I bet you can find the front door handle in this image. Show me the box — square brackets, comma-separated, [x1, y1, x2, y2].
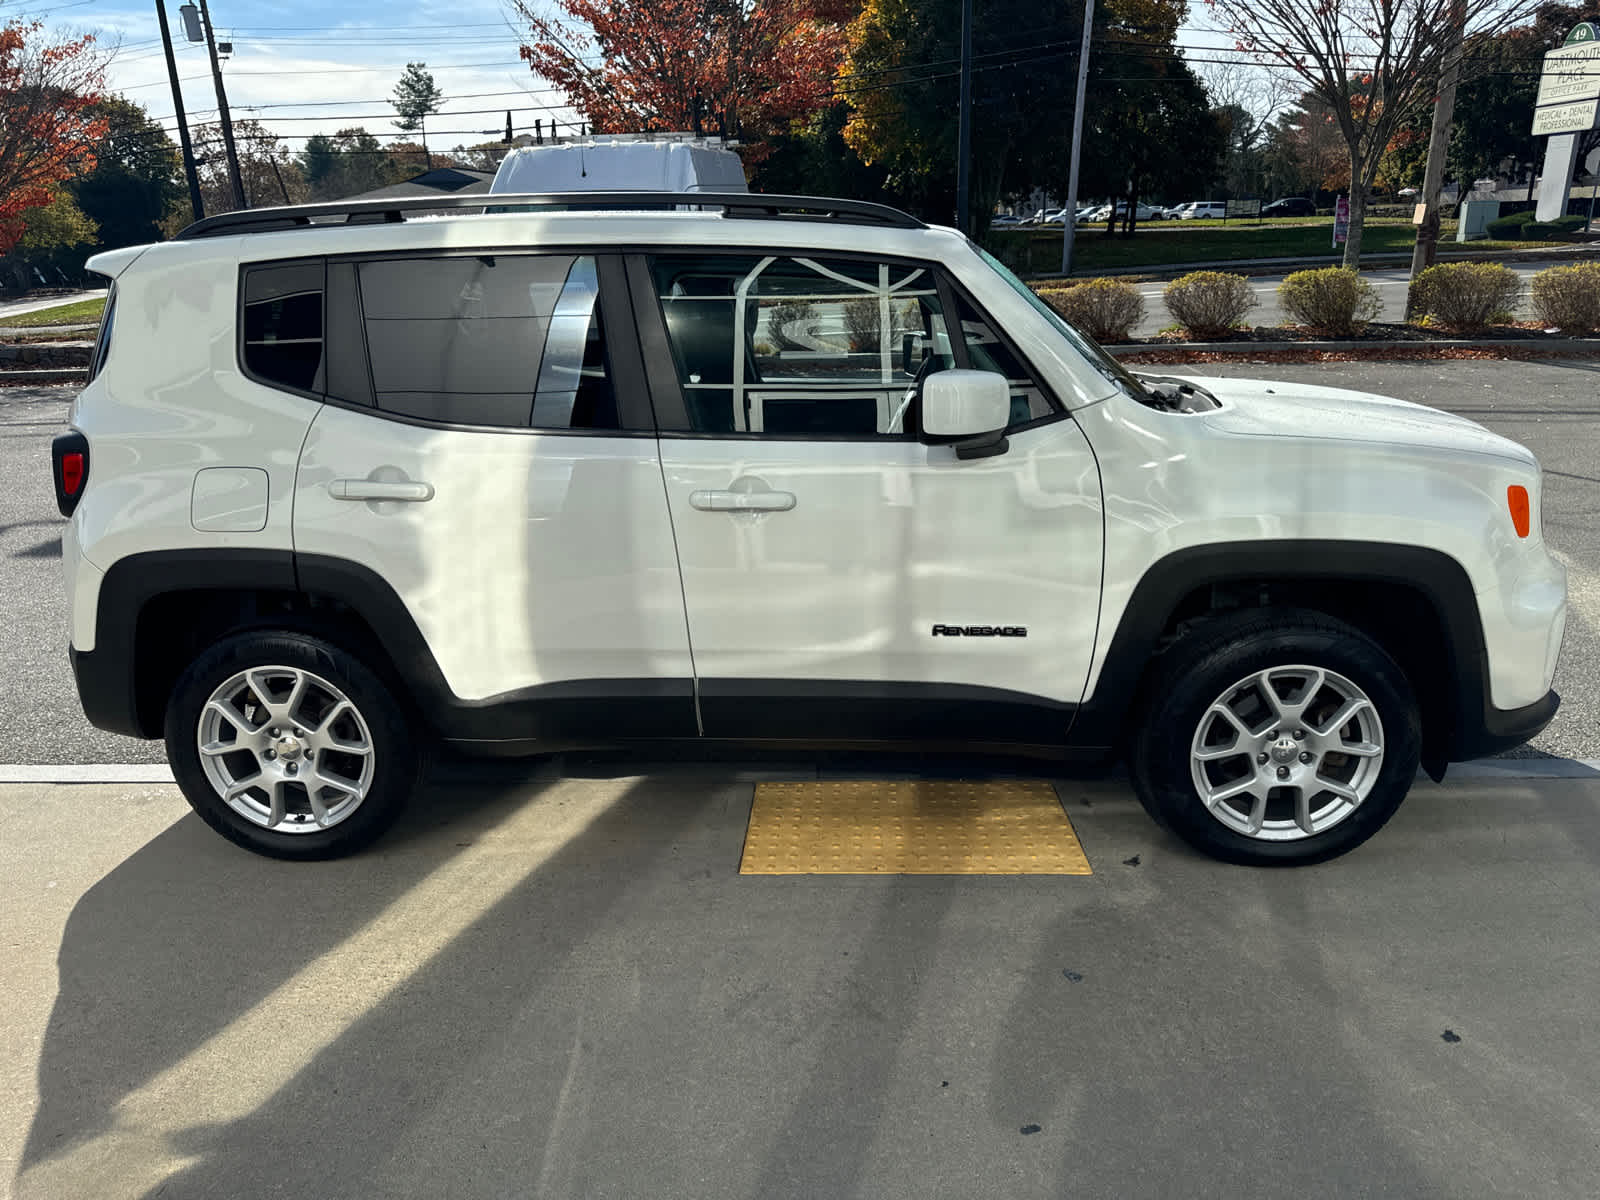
[329, 479, 435, 502]
[689, 488, 796, 513]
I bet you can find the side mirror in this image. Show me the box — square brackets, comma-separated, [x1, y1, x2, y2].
[920, 369, 1011, 459]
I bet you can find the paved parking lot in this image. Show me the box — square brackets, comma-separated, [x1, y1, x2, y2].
[6, 768, 1600, 1199]
[4, 357, 1599, 1198]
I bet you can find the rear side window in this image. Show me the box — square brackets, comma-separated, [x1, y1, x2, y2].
[355, 254, 618, 429]
[237, 253, 619, 431]
[242, 261, 324, 394]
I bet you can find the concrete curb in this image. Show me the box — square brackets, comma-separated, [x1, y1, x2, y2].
[1108, 337, 1600, 357]
[0, 368, 83, 385]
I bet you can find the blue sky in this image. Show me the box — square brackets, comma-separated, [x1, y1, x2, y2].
[22, 0, 582, 151]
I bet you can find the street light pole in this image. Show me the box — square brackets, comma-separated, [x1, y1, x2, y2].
[155, 0, 204, 221]
[1060, 0, 1095, 275]
[195, 0, 245, 209]
[955, 0, 973, 234]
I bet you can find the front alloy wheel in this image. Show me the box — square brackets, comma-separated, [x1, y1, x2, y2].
[1130, 609, 1420, 866]
[1189, 665, 1385, 842]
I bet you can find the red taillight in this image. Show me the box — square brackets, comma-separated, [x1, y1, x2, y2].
[61, 452, 85, 496]
[1507, 485, 1531, 539]
[52, 431, 89, 517]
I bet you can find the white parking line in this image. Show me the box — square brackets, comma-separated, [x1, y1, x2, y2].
[0, 764, 174, 783]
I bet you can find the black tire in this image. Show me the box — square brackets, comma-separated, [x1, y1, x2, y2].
[165, 630, 420, 860]
[1129, 608, 1421, 866]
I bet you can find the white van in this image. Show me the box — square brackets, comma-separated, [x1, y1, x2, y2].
[490, 136, 748, 195]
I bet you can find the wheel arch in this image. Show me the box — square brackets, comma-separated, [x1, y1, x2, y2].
[1072, 541, 1489, 774]
[76, 550, 438, 740]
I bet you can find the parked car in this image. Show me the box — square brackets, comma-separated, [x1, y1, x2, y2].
[1262, 196, 1317, 218]
[58, 190, 1566, 865]
[1177, 201, 1228, 220]
[1086, 203, 1162, 223]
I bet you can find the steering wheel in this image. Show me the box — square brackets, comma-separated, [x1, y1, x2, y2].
[889, 353, 940, 435]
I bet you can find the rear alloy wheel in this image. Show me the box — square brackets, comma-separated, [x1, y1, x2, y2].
[1130, 610, 1420, 865]
[167, 631, 419, 859]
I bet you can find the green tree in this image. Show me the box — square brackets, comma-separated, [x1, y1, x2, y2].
[391, 62, 445, 164]
[69, 97, 182, 249]
[1076, 28, 1224, 231]
[300, 127, 404, 200]
[0, 190, 97, 290]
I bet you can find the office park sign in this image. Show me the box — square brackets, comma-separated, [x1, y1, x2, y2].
[1533, 23, 1600, 220]
[1532, 22, 1600, 136]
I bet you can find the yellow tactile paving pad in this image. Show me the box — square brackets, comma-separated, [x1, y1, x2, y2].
[739, 780, 1092, 875]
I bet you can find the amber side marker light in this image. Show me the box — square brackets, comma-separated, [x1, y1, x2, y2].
[1507, 485, 1531, 538]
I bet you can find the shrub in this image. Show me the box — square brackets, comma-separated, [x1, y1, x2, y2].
[1408, 262, 1523, 333]
[1038, 277, 1145, 343]
[769, 298, 815, 350]
[1277, 268, 1381, 336]
[1162, 270, 1256, 339]
[1485, 209, 1535, 239]
[1530, 262, 1600, 333]
[1521, 220, 1578, 241]
[842, 296, 904, 352]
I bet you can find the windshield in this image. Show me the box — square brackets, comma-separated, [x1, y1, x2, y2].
[974, 246, 1146, 401]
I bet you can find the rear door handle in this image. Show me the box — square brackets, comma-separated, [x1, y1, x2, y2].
[329, 479, 435, 502]
[689, 488, 796, 513]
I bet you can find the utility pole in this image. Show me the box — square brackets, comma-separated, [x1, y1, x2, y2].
[1408, 0, 1467, 296]
[1060, 0, 1095, 274]
[955, 0, 973, 234]
[156, 0, 204, 221]
[195, 0, 245, 209]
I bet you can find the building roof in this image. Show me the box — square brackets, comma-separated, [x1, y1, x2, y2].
[344, 167, 496, 202]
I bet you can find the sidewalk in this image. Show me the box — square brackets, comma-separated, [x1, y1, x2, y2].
[0, 290, 105, 320]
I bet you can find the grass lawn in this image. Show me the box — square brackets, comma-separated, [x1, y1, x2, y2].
[0, 297, 106, 328]
[991, 218, 1549, 275]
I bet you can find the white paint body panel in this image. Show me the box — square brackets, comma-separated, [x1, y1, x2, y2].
[1081, 379, 1567, 710]
[61, 207, 1566, 738]
[69, 237, 314, 575]
[658, 419, 1103, 702]
[293, 406, 691, 701]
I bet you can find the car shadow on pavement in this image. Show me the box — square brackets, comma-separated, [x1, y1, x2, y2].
[991, 783, 1600, 1197]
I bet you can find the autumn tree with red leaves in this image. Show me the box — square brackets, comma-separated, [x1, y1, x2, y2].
[511, 0, 853, 158]
[0, 19, 106, 253]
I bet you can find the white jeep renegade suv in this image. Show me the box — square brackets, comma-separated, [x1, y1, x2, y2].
[54, 193, 1567, 865]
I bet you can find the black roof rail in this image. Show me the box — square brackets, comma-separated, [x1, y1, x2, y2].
[174, 192, 926, 240]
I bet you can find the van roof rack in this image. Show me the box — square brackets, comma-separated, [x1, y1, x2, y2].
[175, 192, 926, 240]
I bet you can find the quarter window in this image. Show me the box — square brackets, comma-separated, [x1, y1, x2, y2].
[242, 261, 324, 394]
[650, 254, 954, 437]
[952, 291, 1056, 426]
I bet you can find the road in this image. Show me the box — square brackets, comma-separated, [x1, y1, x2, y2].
[2, 360, 1595, 764]
[6, 770, 1600, 1198]
[1131, 262, 1555, 338]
